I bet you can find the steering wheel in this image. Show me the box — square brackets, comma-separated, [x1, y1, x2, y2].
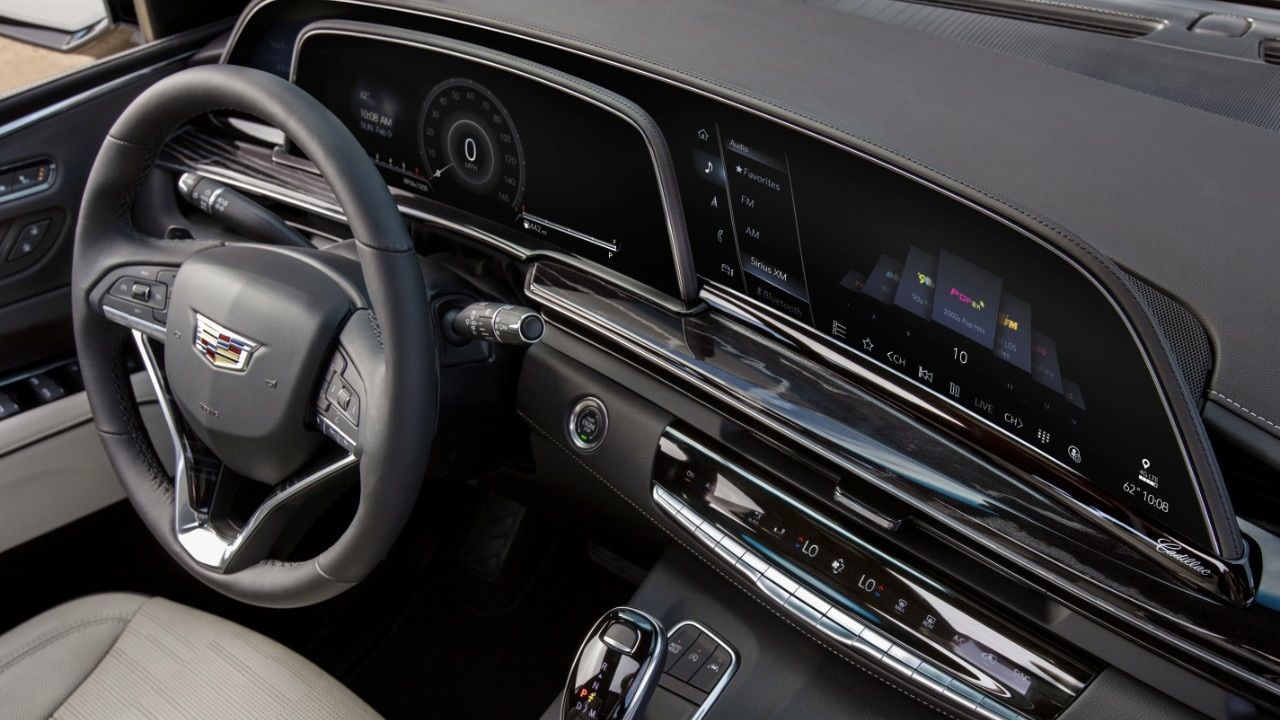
[71, 65, 437, 608]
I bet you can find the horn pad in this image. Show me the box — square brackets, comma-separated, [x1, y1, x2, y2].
[164, 246, 354, 484]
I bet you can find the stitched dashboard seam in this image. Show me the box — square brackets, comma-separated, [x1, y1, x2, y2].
[517, 408, 960, 720]
[1209, 391, 1280, 435]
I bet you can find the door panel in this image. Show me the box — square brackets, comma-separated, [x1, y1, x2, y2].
[0, 372, 170, 553]
[0, 53, 189, 371]
[0, 25, 227, 550]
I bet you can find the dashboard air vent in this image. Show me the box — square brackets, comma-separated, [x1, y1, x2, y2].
[1262, 39, 1280, 65]
[894, 0, 1163, 37]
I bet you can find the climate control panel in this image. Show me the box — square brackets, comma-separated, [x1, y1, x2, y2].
[652, 426, 1092, 720]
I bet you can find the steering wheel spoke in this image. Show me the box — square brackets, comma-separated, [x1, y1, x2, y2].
[133, 328, 359, 573]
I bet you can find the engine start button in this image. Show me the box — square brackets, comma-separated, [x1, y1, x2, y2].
[569, 397, 608, 452]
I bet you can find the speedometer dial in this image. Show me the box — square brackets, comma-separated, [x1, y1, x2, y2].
[419, 78, 525, 216]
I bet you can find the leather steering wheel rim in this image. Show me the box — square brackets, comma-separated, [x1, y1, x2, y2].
[71, 65, 436, 608]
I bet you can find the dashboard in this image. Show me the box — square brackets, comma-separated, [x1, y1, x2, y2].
[278, 20, 1234, 565]
[182, 0, 1280, 717]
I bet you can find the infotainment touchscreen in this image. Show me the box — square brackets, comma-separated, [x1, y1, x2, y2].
[666, 118, 1224, 554]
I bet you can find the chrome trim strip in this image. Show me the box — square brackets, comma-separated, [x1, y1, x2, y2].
[176, 451, 358, 572]
[288, 24, 699, 304]
[665, 620, 737, 720]
[131, 329, 358, 572]
[133, 329, 185, 472]
[623, 609, 666, 720]
[0, 53, 193, 139]
[316, 413, 357, 452]
[221, 0, 1224, 556]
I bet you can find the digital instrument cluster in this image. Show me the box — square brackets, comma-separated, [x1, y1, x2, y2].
[290, 29, 684, 298]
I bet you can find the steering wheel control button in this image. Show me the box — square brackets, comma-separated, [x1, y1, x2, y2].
[98, 266, 177, 337]
[324, 375, 360, 426]
[568, 397, 607, 452]
[319, 416, 357, 453]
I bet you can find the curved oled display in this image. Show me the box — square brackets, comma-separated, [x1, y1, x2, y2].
[291, 28, 683, 298]
[655, 106, 1223, 555]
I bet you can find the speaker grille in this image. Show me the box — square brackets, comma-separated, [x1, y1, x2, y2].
[1121, 269, 1214, 406]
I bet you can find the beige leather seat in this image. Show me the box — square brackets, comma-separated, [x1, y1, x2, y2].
[0, 594, 381, 719]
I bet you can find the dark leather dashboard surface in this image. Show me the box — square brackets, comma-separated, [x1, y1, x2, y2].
[395, 0, 1279, 442]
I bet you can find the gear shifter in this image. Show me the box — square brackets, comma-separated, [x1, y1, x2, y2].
[562, 607, 666, 720]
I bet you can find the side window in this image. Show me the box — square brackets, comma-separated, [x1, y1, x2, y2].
[0, 1, 142, 97]
[0, 1, 249, 98]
